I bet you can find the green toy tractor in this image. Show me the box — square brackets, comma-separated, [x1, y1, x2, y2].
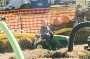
[34, 35, 69, 50]
[34, 22, 90, 51]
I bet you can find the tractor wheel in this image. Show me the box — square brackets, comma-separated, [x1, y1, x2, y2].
[36, 41, 47, 49]
[36, 45, 43, 49]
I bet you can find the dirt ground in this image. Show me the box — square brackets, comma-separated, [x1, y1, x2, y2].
[0, 37, 90, 59]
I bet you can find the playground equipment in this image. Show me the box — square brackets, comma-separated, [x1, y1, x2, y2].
[0, 21, 24, 59]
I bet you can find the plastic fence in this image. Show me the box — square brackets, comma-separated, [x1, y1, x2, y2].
[0, 8, 75, 33]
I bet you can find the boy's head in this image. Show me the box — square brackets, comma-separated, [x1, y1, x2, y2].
[41, 19, 48, 26]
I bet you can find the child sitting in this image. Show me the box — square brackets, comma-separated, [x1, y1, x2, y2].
[40, 19, 53, 47]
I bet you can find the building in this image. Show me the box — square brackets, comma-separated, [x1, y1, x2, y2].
[1, 0, 76, 7]
[0, 0, 6, 7]
[49, 0, 75, 5]
[0, 0, 11, 7]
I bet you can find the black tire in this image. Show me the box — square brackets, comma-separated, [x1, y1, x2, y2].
[36, 41, 47, 49]
[32, 39, 41, 49]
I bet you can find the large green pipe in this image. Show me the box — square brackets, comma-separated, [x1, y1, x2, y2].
[0, 22, 24, 59]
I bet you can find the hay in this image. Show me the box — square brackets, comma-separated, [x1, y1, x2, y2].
[0, 45, 90, 59]
[23, 49, 51, 59]
[0, 37, 33, 52]
[0, 37, 90, 59]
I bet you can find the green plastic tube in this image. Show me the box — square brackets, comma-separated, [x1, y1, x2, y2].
[0, 22, 24, 59]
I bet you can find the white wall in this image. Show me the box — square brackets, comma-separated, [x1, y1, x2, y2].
[50, 0, 55, 4]
[0, 0, 7, 7]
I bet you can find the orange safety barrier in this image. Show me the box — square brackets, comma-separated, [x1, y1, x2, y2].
[0, 8, 75, 33]
[20, 8, 50, 14]
[0, 11, 9, 16]
[9, 10, 19, 15]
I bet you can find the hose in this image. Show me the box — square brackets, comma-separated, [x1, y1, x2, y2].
[68, 21, 90, 51]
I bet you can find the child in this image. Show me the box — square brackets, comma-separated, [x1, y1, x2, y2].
[40, 19, 53, 47]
